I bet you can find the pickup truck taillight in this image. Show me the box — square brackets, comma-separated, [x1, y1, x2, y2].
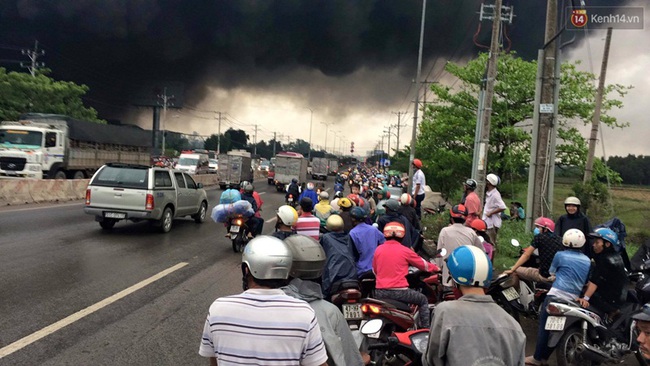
[145, 194, 154, 210]
[85, 189, 91, 205]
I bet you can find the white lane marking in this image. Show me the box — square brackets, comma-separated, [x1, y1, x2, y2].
[265, 217, 277, 223]
[0, 262, 189, 359]
[0, 202, 84, 214]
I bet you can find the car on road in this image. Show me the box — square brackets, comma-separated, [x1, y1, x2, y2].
[258, 159, 270, 171]
[84, 163, 209, 233]
[208, 159, 218, 174]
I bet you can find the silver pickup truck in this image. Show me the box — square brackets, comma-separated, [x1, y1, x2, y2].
[84, 163, 209, 233]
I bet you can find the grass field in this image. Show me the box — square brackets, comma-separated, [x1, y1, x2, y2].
[422, 182, 650, 271]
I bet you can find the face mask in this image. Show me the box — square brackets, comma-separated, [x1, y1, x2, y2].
[533, 227, 541, 236]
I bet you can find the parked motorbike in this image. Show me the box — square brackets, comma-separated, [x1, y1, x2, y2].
[229, 215, 250, 253]
[486, 273, 522, 323]
[360, 319, 428, 366]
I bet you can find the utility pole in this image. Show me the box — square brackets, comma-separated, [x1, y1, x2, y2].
[383, 126, 392, 158]
[321, 121, 331, 153]
[253, 124, 258, 156]
[474, 0, 503, 203]
[273, 132, 277, 156]
[584, 27, 613, 183]
[421, 80, 435, 106]
[21, 40, 45, 77]
[392, 111, 405, 151]
[215, 112, 222, 154]
[157, 87, 174, 154]
[408, 0, 427, 188]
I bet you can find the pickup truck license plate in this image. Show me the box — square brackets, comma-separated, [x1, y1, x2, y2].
[230, 225, 240, 233]
[5, 171, 17, 176]
[545, 316, 566, 331]
[502, 287, 520, 301]
[104, 212, 126, 219]
[343, 304, 363, 320]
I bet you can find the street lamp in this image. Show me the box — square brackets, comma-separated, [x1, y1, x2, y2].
[306, 107, 313, 159]
[320, 121, 330, 154]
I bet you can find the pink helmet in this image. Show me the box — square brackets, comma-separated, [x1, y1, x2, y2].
[534, 217, 555, 232]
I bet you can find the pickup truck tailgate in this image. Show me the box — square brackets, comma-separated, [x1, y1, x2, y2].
[88, 186, 147, 211]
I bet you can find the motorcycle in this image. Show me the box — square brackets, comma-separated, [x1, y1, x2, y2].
[507, 239, 550, 319]
[360, 319, 428, 366]
[229, 215, 250, 253]
[486, 273, 522, 323]
[330, 279, 365, 349]
[286, 194, 298, 209]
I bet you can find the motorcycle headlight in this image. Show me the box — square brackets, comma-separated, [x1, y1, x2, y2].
[410, 332, 430, 353]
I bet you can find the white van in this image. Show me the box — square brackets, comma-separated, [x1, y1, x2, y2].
[176, 152, 209, 174]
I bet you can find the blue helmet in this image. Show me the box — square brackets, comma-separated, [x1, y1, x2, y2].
[350, 206, 368, 221]
[590, 228, 620, 252]
[447, 246, 493, 288]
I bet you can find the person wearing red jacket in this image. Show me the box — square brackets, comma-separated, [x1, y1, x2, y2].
[372, 221, 439, 329]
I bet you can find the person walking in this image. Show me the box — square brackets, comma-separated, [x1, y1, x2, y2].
[198, 236, 328, 366]
[481, 173, 506, 247]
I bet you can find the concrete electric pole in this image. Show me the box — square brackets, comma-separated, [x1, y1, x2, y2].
[21, 40, 45, 77]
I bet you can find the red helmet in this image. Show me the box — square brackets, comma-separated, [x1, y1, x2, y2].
[347, 194, 362, 207]
[412, 159, 423, 169]
[383, 221, 406, 239]
[534, 217, 555, 232]
[450, 204, 468, 219]
[470, 219, 487, 232]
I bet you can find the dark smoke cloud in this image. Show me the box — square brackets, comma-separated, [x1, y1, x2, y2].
[0, 0, 632, 118]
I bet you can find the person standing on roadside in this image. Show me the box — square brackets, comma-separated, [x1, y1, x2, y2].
[461, 179, 481, 228]
[411, 158, 426, 219]
[482, 173, 506, 247]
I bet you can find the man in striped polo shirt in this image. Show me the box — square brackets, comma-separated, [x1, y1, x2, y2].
[199, 236, 328, 366]
[295, 197, 321, 240]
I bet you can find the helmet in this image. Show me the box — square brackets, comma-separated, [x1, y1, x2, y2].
[450, 204, 468, 219]
[464, 179, 477, 190]
[242, 236, 293, 280]
[384, 199, 400, 213]
[307, 182, 315, 190]
[383, 221, 406, 239]
[338, 197, 352, 209]
[412, 159, 422, 169]
[486, 174, 500, 186]
[277, 205, 298, 226]
[326, 214, 344, 231]
[562, 228, 586, 249]
[350, 206, 368, 221]
[400, 193, 412, 206]
[470, 219, 487, 232]
[291, 178, 298, 184]
[534, 217, 555, 232]
[240, 181, 250, 189]
[589, 228, 620, 252]
[447, 245, 493, 288]
[284, 235, 326, 279]
[319, 191, 329, 200]
[347, 194, 361, 206]
[334, 191, 343, 198]
[244, 184, 254, 193]
[564, 196, 581, 206]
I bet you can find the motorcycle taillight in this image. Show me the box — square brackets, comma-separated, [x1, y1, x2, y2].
[547, 303, 564, 316]
[235, 219, 243, 225]
[361, 304, 381, 314]
[342, 291, 362, 302]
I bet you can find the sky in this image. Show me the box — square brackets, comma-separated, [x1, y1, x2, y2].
[1, 0, 647, 158]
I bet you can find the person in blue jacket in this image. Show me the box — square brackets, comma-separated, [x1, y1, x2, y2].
[299, 182, 319, 210]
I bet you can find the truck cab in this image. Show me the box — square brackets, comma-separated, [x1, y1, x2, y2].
[176, 151, 210, 175]
[0, 120, 65, 179]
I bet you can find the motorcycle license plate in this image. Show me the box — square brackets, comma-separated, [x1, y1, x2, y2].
[545, 316, 566, 331]
[230, 225, 240, 233]
[343, 304, 363, 320]
[288, 198, 293, 202]
[502, 287, 520, 301]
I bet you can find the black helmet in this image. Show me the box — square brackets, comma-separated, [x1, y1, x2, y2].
[350, 206, 368, 221]
[464, 179, 477, 190]
[291, 178, 298, 184]
[384, 199, 399, 213]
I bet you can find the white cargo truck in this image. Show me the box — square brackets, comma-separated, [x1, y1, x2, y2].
[0, 113, 151, 179]
[217, 149, 254, 189]
[272, 151, 308, 192]
[311, 157, 329, 180]
[328, 159, 339, 176]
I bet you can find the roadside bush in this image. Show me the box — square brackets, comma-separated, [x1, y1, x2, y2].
[494, 220, 533, 271]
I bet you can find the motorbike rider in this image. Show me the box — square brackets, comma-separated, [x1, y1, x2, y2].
[349, 206, 384, 277]
[469, 219, 494, 260]
[504, 217, 564, 285]
[295, 197, 321, 240]
[314, 191, 337, 229]
[527, 229, 591, 366]
[336, 197, 355, 233]
[299, 182, 319, 210]
[286, 178, 301, 206]
[373, 221, 438, 329]
[281, 235, 365, 366]
[555, 196, 593, 257]
[271, 205, 298, 240]
[435, 204, 485, 288]
[198, 236, 328, 366]
[377, 199, 416, 248]
[632, 304, 650, 360]
[320, 215, 357, 298]
[241, 184, 263, 238]
[423, 245, 526, 366]
[364, 189, 377, 219]
[460, 179, 482, 227]
[576, 228, 628, 321]
[398, 193, 420, 231]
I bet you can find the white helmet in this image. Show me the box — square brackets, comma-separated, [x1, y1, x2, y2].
[564, 196, 581, 206]
[242, 236, 293, 280]
[562, 228, 586, 249]
[319, 191, 329, 200]
[307, 182, 315, 190]
[486, 173, 500, 186]
[277, 205, 298, 226]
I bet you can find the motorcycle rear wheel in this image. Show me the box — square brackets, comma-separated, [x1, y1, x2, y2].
[556, 327, 592, 366]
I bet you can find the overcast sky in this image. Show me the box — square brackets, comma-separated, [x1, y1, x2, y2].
[1, 0, 646, 158]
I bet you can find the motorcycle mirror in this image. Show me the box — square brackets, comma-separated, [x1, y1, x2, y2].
[372, 223, 379, 228]
[478, 236, 485, 243]
[511, 239, 520, 247]
[360, 319, 383, 335]
[438, 248, 447, 257]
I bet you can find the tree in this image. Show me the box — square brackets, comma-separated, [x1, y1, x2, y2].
[225, 129, 249, 150]
[0, 68, 103, 122]
[286, 139, 311, 156]
[418, 52, 629, 198]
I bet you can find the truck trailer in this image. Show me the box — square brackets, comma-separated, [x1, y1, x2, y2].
[217, 149, 254, 189]
[310, 157, 329, 180]
[0, 113, 151, 179]
[272, 151, 308, 192]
